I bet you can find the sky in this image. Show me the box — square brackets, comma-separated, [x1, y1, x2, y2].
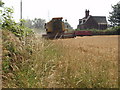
[2, 0, 120, 29]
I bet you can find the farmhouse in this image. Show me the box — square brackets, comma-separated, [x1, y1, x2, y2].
[77, 10, 108, 30]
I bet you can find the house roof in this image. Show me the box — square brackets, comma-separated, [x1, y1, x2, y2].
[79, 15, 107, 25]
[92, 16, 107, 24]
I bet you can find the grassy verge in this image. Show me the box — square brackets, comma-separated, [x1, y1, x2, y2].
[2, 29, 38, 88]
[2, 30, 64, 88]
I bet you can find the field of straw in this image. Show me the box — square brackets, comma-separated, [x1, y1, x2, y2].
[32, 35, 118, 88]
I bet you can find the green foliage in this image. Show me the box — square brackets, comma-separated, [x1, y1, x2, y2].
[2, 56, 11, 73]
[76, 26, 120, 35]
[0, 6, 33, 37]
[2, 30, 20, 74]
[0, 0, 4, 7]
[2, 30, 37, 88]
[109, 3, 120, 26]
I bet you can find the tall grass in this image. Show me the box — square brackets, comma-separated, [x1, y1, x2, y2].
[2, 30, 63, 88]
[2, 29, 38, 88]
[2, 30, 118, 88]
[48, 37, 118, 88]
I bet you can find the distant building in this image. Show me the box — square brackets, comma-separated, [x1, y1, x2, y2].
[64, 20, 73, 30]
[77, 10, 108, 30]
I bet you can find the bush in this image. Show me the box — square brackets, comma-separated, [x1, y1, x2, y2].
[2, 30, 37, 88]
[76, 27, 120, 35]
[0, 7, 34, 38]
[112, 26, 120, 35]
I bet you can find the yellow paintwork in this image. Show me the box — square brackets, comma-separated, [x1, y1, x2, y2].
[45, 17, 68, 33]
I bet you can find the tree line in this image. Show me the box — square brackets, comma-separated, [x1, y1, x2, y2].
[23, 18, 46, 30]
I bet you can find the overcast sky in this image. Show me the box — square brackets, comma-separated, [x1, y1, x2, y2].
[2, 0, 120, 29]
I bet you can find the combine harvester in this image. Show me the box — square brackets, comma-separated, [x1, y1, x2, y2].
[42, 17, 75, 39]
[42, 17, 93, 39]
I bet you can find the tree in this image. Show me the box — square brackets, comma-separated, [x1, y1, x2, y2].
[23, 19, 33, 28]
[32, 18, 45, 29]
[0, 1, 33, 37]
[23, 18, 46, 30]
[109, 2, 120, 26]
[0, 0, 4, 7]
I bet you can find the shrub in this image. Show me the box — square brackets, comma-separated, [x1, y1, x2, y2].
[76, 27, 120, 35]
[0, 7, 34, 38]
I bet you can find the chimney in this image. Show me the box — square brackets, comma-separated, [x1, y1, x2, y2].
[85, 9, 89, 18]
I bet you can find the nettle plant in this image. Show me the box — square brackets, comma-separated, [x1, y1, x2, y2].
[0, 6, 33, 37]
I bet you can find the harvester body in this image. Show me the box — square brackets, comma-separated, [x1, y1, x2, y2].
[43, 17, 68, 39]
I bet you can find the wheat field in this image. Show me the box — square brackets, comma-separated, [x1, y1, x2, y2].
[45, 35, 118, 88]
